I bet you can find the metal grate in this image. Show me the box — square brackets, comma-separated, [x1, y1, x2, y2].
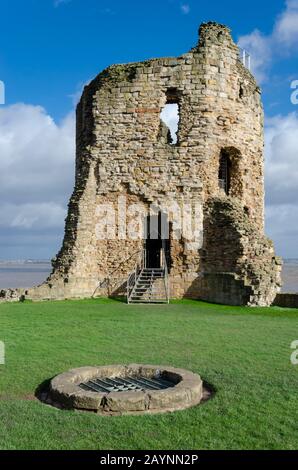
[79, 375, 176, 393]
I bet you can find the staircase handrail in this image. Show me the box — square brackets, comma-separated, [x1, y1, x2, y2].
[161, 248, 170, 303]
[92, 249, 142, 298]
[127, 249, 146, 303]
[127, 269, 137, 303]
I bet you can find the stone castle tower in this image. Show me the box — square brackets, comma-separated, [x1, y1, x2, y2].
[28, 21, 281, 306]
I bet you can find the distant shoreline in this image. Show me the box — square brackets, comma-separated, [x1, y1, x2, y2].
[0, 259, 297, 264]
[0, 260, 297, 293]
[0, 260, 51, 265]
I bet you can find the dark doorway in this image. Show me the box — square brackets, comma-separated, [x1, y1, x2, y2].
[146, 238, 162, 268]
[144, 213, 170, 269]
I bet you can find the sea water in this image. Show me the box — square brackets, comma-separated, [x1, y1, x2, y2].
[0, 259, 297, 293]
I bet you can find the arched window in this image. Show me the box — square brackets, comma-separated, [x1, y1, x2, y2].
[218, 150, 231, 195]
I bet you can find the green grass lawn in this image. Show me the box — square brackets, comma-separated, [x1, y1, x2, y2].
[0, 298, 297, 450]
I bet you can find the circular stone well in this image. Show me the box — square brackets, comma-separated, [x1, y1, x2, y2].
[49, 364, 204, 415]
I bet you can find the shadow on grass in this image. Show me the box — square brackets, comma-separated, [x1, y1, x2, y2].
[35, 377, 53, 400]
[35, 377, 71, 410]
[108, 296, 127, 303]
[201, 380, 217, 404]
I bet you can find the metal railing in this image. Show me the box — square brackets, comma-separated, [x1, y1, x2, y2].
[92, 249, 141, 298]
[127, 270, 137, 303]
[127, 247, 170, 304]
[238, 47, 251, 71]
[127, 250, 145, 304]
[161, 247, 170, 304]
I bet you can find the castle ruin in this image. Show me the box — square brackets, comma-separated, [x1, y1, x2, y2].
[22, 22, 282, 306]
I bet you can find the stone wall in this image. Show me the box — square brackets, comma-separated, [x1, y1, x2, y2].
[274, 294, 298, 309]
[2, 21, 281, 306]
[199, 197, 282, 306]
[0, 288, 25, 303]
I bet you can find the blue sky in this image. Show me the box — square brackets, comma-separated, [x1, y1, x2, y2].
[0, 0, 292, 120]
[0, 0, 298, 259]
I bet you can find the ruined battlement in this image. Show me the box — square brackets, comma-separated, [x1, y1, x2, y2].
[21, 21, 281, 306]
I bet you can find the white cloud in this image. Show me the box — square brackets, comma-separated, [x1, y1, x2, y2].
[101, 8, 114, 15]
[0, 203, 66, 230]
[238, 0, 298, 83]
[264, 112, 298, 256]
[238, 30, 272, 83]
[266, 204, 298, 258]
[0, 104, 75, 205]
[0, 103, 75, 257]
[54, 0, 72, 7]
[265, 112, 298, 205]
[273, 0, 298, 47]
[237, 1, 298, 256]
[181, 4, 190, 14]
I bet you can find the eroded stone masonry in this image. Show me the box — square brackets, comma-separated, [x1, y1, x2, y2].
[3, 22, 282, 306]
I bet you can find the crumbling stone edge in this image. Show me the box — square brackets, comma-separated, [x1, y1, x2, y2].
[46, 364, 204, 415]
[0, 288, 26, 303]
